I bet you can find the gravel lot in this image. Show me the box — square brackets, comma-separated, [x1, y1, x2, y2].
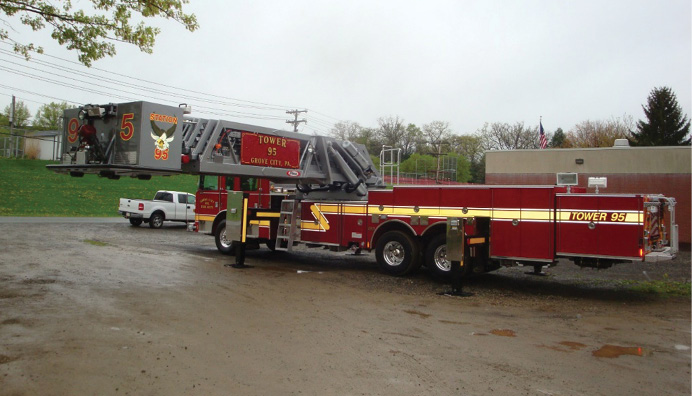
[0, 220, 690, 395]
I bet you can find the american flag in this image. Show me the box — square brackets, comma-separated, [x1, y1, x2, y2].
[539, 121, 547, 149]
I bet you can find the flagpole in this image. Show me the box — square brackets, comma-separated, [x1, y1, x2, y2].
[539, 116, 544, 149]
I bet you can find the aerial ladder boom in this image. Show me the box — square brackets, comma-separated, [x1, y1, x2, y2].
[48, 101, 384, 200]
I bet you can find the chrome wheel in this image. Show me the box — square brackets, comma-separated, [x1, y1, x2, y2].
[219, 227, 231, 248]
[215, 220, 236, 255]
[433, 244, 451, 272]
[382, 240, 405, 267]
[375, 231, 421, 276]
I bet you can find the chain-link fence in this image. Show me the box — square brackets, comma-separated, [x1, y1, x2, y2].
[1, 129, 62, 159]
[0, 133, 22, 158]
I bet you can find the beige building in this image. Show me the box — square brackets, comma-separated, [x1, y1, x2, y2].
[485, 145, 691, 245]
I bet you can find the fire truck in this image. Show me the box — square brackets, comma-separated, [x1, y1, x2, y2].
[48, 101, 679, 278]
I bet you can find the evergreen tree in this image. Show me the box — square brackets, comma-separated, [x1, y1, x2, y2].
[550, 128, 566, 148]
[630, 87, 691, 146]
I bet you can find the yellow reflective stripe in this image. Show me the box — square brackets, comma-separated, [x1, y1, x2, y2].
[195, 215, 215, 222]
[301, 221, 322, 230]
[256, 212, 280, 218]
[492, 209, 520, 219]
[241, 198, 248, 243]
[310, 204, 330, 231]
[342, 205, 367, 214]
[626, 213, 643, 223]
[521, 211, 552, 221]
[249, 220, 271, 226]
[315, 204, 339, 213]
[557, 210, 643, 224]
[468, 237, 486, 245]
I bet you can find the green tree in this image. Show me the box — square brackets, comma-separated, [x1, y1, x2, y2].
[3, 100, 31, 127]
[422, 121, 453, 183]
[444, 152, 471, 183]
[450, 134, 484, 183]
[401, 123, 422, 159]
[630, 87, 691, 146]
[550, 127, 566, 148]
[400, 153, 437, 175]
[34, 101, 71, 130]
[0, 0, 198, 66]
[354, 127, 382, 159]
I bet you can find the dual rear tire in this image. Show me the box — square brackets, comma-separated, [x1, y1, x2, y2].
[375, 231, 422, 276]
[375, 231, 457, 279]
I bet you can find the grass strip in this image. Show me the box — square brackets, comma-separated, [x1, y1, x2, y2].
[0, 158, 198, 217]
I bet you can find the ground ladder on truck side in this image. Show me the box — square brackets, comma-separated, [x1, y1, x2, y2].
[276, 200, 301, 251]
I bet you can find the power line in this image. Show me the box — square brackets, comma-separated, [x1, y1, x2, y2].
[286, 109, 308, 132]
[0, 40, 348, 128]
[0, 41, 294, 111]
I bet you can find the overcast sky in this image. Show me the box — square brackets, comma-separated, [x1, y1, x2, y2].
[0, 0, 690, 138]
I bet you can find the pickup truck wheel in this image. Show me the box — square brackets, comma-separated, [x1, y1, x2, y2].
[149, 212, 164, 229]
[215, 220, 236, 255]
[375, 231, 421, 276]
[129, 218, 143, 227]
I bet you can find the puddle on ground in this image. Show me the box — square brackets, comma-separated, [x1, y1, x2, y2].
[0, 354, 19, 365]
[592, 344, 650, 358]
[490, 329, 516, 337]
[403, 309, 431, 319]
[259, 266, 296, 273]
[21, 278, 57, 285]
[383, 331, 421, 339]
[539, 341, 588, 353]
[439, 320, 470, 325]
[559, 341, 587, 350]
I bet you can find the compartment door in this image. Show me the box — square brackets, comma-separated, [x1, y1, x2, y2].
[520, 188, 554, 260]
[556, 195, 599, 256]
[490, 188, 522, 258]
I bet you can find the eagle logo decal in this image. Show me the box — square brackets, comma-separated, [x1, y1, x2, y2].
[150, 120, 176, 160]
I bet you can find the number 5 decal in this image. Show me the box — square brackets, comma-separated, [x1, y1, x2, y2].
[120, 113, 135, 141]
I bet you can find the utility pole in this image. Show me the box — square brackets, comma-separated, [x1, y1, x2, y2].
[10, 95, 15, 158]
[285, 109, 307, 132]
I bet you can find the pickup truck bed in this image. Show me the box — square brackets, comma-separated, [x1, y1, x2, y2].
[118, 190, 196, 228]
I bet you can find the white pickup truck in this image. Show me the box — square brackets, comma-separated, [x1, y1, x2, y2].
[118, 190, 196, 228]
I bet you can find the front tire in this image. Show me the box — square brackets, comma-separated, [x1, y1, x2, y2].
[129, 218, 143, 227]
[149, 212, 164, 229]
[215, 219, 236, 255]
[375, 231, 421, 276]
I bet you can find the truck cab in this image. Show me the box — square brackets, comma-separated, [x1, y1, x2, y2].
[193, 175, 275, 253]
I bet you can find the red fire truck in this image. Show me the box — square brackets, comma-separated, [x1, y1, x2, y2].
[48, 101, 679, 278]
[191, 174, 678, 277]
